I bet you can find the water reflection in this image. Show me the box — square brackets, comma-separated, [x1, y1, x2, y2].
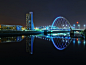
[0, 35, 25, 43]
[0, 33, 86, 54]
[51, 36, 72, 50]
[36, 35, 72, 50]
[35, 34, 86, 51]
[26, 35, 34, 54]
[72, 38, 86, 46]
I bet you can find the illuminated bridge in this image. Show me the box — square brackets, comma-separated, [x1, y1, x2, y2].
[50, 16, 84, 31]
[37, 16, 84, 36]
[26, 12, 85, 34]
[0, 12, 85, 37]
[33, 16, 84, 34]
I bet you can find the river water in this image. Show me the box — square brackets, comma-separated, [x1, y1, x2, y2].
[0, 34, 86, 64]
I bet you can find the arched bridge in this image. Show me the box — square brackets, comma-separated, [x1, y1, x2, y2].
[44, 16, 84, 35]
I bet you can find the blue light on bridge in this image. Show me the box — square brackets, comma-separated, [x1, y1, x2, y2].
[46, 36, 49, 37]
[52, 16, 64, 28]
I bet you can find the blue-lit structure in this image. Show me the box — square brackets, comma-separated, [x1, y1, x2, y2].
[26, 12, 34, 30]
[30, 12, 34, 30]
[51, 38, 72, 50]
[51, 16, 72, 30]
[16, 25, 22, 30]
[35, 35, 72, 50]
[26, 36, 34, 54]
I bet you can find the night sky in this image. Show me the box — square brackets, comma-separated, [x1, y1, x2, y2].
[0, 0, 86, 28]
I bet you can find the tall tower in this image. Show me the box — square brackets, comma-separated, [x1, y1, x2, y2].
[26, 12, 34, 30]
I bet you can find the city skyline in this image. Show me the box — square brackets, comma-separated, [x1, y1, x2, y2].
[0, 0, 86, 27]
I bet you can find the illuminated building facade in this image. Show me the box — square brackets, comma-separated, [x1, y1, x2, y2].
[26, 12, 34, 30]
[0, 24, 23, 31]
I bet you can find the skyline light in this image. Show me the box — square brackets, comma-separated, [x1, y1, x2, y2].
[76, 22, 79, 24]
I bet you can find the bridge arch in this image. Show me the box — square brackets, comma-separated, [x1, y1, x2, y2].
[51, 37, 72, 50]
[52, 16, 72, 30]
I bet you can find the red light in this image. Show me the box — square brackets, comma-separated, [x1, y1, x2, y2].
[76, 22, 79, 24]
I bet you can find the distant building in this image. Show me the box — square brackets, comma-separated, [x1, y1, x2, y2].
[71, 26, 75, 29]
[0, 24, 23, 31]
[38, 26, 44, 29]
[48, 25, 59, 29]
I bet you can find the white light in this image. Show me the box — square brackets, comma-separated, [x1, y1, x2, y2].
[78, 24, 80, 26]
[84, 24, 85, 26]
[46, 36, 49, 37]
[73, 24, 75, 26]
[52, 34, 58, 35]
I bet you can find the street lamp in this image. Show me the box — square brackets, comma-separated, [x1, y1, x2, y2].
[76, 21, 79, 29]
[78, 24, 80, 29]
[73, 24, 75, 29]
[66, 24, 67, 28]
[84, 24, 85, 29]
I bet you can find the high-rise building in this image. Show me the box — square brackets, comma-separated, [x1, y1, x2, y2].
[26, 12, 34, 30]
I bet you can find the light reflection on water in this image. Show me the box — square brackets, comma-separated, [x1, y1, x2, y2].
[0, 34, 86, 54]
[0, 35, 25, 43]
